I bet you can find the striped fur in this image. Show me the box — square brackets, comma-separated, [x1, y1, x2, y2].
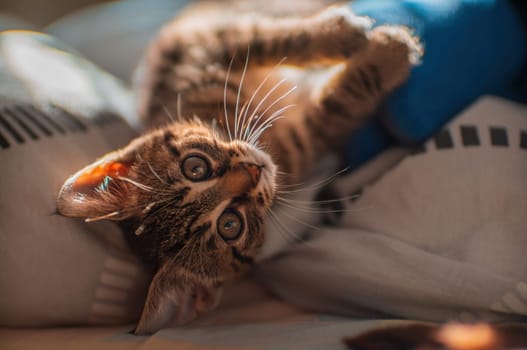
[58, 0, 421, 335]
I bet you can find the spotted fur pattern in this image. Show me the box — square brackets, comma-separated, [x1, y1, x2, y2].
[57, 0, 422, 335]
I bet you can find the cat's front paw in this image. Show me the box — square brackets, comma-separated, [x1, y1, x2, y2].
[308, 5, 375, 58]
[363, 25, 423, 93]
[316, 5, 374, 32]
[369, 25, 423, 65]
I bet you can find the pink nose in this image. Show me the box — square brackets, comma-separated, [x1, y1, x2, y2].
[242, 163, 262, 187]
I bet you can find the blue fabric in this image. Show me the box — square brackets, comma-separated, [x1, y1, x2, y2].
[344, 0, 527, 168]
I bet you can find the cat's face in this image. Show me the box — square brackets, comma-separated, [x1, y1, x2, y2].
[56, 120, 276, 333]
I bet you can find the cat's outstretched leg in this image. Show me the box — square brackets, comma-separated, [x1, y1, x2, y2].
[306, 25, 422, 152]
[134, 260, 223, 335]
[264, 25, 422, 182]
[138, 6, 377, 126]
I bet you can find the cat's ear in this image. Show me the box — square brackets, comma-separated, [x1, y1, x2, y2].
[134, 259, 222, 335]
[56, 149, 138, 221]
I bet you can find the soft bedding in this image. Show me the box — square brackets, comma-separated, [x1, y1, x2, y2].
[0, 278, 414, 350]
[0, 12, 526, 350]
[0, 31, 149, 327]
[258, 96, 527, 323]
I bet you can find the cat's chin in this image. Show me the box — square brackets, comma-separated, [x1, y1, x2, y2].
[134, 284, 223, 335]
[134, 260, 224, 335]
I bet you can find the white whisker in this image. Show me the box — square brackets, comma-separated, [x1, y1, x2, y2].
[142, 195, 180, 220]
[117, 176, 156, 193]
[248, 104, 295, 145]
[161, 103, 177, 123]
[176, 93, 184, 121]
[245, 85, 297, 142]
[278, 209, 321, 231]
[266, 208, 316, 246]
[223, 53, 236, 141]
[266, 208, 301, 243]
[85, 210, 120, 222]
[147, 161, 169, 186]
[142, 201, 158, 214]
[276, 167, 349, 194]
[246, 89, 297, 146]
[247, 117, 283, 146]
[242, 78, 286, 141]
[135, 224, 146, 236]
[237, 100, 251, 136]
[276, 193, 361, 205]
[211, 118, 220, 137]
[234, 47, 251, 140]
[275, 199, 352, 214]
[240, 57, 288, 142]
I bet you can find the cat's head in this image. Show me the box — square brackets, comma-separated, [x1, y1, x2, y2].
[56, 119, 276, 334]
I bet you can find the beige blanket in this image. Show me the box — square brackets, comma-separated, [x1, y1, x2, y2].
[0, 279, 409, 350]
[1, 31, 526, 350]
[258, 96, 527, 324]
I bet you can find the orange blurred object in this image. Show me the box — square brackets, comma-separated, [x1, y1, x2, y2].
[437, 323, 497, 350]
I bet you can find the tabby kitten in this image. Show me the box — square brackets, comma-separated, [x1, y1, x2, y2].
[56, 0, 421, 334]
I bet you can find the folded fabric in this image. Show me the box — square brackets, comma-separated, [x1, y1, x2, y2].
[0, 31, 150, 327]
[345, 0, 527, 168]
[258, 96, 527, 323]
[46, 0, 190, 81]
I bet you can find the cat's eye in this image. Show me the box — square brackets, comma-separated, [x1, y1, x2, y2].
[181, 155, 210, 181]
[217, 210, 243, 241]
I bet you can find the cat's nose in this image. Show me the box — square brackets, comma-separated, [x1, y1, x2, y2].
[241, 163, 262, 187]
[217, 162, 262, 197]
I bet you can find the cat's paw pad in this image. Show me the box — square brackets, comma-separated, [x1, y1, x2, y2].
[369, 25, 423, 65]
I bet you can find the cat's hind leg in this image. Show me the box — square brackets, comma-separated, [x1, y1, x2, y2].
[262, 25, 422, 183]
[303, 25, 422, 155]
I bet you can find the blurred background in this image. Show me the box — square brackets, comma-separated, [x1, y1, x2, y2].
[0, 0, 191, 81]
[0, 0, 108, 27]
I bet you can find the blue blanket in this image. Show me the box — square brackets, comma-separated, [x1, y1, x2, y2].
[345, 0, 527, 168]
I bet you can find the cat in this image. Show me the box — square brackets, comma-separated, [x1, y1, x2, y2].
[56, 0, 422, 335]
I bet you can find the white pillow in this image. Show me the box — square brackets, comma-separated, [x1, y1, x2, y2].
[0, 31, 150, 326]
[258, 96, 527, 324]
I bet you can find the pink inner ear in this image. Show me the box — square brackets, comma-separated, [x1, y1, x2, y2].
[72, 161, 129, 193]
